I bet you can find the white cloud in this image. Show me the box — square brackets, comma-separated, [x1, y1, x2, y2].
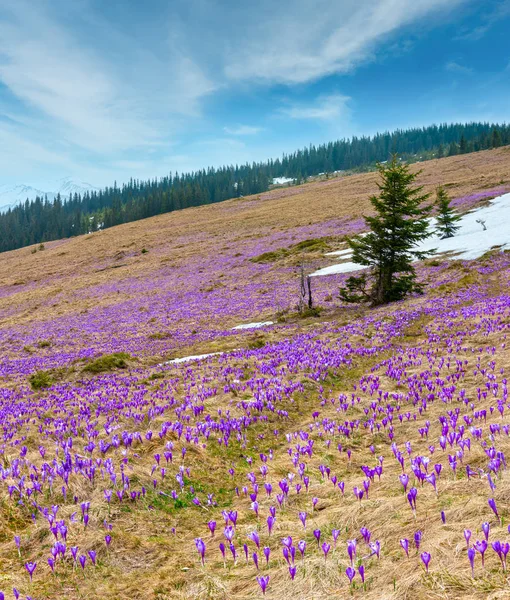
[0, 0, 473, 187]
[223, 125, 263, 135]
[280, 94, 351, 121]
[445, 60, 473, 74]
[0, 0, 216, 156]
[222, 0, 468, 84]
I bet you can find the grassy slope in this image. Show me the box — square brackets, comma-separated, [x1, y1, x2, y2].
[0, 148, 510, 599]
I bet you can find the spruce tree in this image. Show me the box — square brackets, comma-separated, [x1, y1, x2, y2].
[435, 185, 461, 239]
[339, 155, 434, 306]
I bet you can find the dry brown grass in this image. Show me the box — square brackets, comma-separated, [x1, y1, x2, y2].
[0, 147, 509, 330]
[1, 149, 510, 599]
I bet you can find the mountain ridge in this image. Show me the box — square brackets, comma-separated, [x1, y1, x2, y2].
[0, 177, 98, 211]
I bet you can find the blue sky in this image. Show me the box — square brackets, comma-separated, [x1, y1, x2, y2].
[0, 0, 509, 189]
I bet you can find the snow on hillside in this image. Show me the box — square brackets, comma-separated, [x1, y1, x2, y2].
[0, 177, 99, 212]
[311, 192, 510, 277]
[272, 177, 295, 185]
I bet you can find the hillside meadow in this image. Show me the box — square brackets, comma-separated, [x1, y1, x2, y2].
[1, 148, 510, 599]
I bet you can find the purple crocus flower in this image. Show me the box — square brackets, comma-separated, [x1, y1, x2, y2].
[322, 542, 331, 561]
[464, 529, 471, 548]
[369, 540, 381, 559]
[267, 516, 275, 535]
[79, 555, 86, 570]
[468, 547, 476, 576]
[482, 522, 490, 541]
[414, 531, 423, 551]
[219, 542, 226, 566]
[488, 498, 500, 522]
[299, 512, 307, 529]
[400, 538, 409, 557]
[253, 552, 259, 570]
[298, 540, 306, 559]
[24, 562, 37, 581]
[257, 575, 269, 596]
[249, 531, 261, 549]
[208, 520, 216, 536]
[347, 539, 357, 565]
[313, 529, 321, 546]
[407, 488, 418, 515]
[263, 546, 270, 565]
[345, 566, 356, 584]
[88, 550, 97, 566]
[289, 565, 297, 580]
[359, 564, 365, 583]
[332, 529, 341, 547]
[421, 552, 431, 572]
[105, 535, 112, 548]
[474, 540, 488, 566]
[194, 538, 206, 565]
[281, 536, 292, 549]
[399, 474, 409, 492]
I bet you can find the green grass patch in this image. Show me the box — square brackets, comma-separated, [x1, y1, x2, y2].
[28, 370, 55, 390]
[250, 237, 335, 263]
[82, 352, 132, 374]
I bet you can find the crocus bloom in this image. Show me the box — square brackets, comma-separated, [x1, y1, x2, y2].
[249, 531, 261, 549]
[79, 555, 86, 570]
[488, 498, 500, 522]
[25, 562, 37, 581]
[421, 552, 431, 572]
[474, 540, 488, 566]
[299, 512, 307, 529]
[468, 547, 476, 576]
[313, 529, 321, 546]
[289, 565, 297, 580]
[322, 542, 331, 560]
[464, 529, 471, 548]
[298, 540, 306, 559]
[332, 529, 340, 547]
[359, 564, 365, 583]
[267, 516, 275, 535]
[88, 550, 97, 566]
[257, 575, 269, 596]
[263, 546, 270, 565]
[399, 474, 409, 492]
[345, 566, 356, 583]
[347, 539, 357, 565]
[400, 538, 409, 557]
[414, 531, 423, 551]
[253, 552, 259, 570]
[194, 538, 206, 565]
[482, 522, 490, 541]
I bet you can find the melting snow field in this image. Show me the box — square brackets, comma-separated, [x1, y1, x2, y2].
[163, 352, 226, 365]
[232, 321, 274, 330]
[311, 192, 510, 277]
[272, 177, 295, 185]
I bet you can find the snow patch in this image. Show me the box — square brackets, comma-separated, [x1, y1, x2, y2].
[232, 321, 274, 330]
[311, 192, 510, 277]
[162, 352, 226, 365]
[272, 177, 295, 185]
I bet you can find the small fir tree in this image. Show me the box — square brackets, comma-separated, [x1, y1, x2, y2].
[339, 155, 434, 306]
[435, 185, 461, 239]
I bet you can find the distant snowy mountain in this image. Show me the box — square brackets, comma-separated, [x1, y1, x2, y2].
[0, 178, 99, 212]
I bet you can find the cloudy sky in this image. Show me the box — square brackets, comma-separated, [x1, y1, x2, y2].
[0, 0, 508, 189]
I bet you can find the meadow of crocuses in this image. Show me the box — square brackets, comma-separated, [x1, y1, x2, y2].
[1, 151, 510, 599]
